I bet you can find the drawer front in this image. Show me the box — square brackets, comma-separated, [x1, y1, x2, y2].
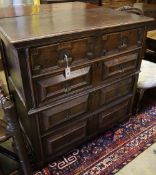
[99, 99, 130, 130]
[30, 37, 94, 75]
[101, 28, 143, 55]
[34, 65, 92, 105]
[39, 94, 90, 132]
[30, 28, 143, 75]
[42, 120, 87, 156]
[100, 76, 135, 106]
[103, 52, 139, 79]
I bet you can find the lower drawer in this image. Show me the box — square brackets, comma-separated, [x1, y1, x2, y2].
[41, 96, 132, 158]
[42, 120, 87, 156]
[99, 98, 131, 131]
[39, 94, 92, 133]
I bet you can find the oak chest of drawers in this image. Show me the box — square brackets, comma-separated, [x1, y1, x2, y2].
[0, 4, 153, 168]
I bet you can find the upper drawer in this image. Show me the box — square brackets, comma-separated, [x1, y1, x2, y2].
[42, 119, 87, 156]
[102, 51, 139, 80]
[101, 28, 144, 56]
[30, 37, 94, 75]
[29, 28, 144, 76]
[99, 76, 135, 106]
[34, 65, 93, 105]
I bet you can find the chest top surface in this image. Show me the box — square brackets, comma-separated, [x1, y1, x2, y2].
[0, 5, 153, 46]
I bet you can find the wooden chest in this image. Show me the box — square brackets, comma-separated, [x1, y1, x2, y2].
[0, 4, 153, 167]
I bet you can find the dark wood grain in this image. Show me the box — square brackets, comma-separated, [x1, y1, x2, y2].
[0, 7, 153, 45]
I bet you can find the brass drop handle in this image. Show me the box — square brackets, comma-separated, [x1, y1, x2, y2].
[64, 86, 72, 93]
[118, 37, 128, 50]
[87, 52, 94, 59]
[102, 49, 107, 56]
[64, 54, 71, 78]
[65, 112, 70, 120]
[64, 81, 71, 93]
[65, 115, 69, 120]
[33, 65, 41, 73]
[64, 88, 68, 93]
[118, 42, 127, 50]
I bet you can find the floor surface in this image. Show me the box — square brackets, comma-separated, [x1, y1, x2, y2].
[116, 142, 156, 175]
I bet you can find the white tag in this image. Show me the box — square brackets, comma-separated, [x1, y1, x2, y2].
[65, 67, 71, 78]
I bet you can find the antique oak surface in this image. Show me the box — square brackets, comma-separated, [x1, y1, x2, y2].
[0, 3, 153, 173]
[0, 7, 153, 45]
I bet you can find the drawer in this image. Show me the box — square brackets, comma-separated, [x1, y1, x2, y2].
[42, 120, 87, 156]
[101, 28, 144, 55]
[30, 37, 94, 75]
[39, 94, 91, 132]
[103, 51, 139, 79]
[34, 65, 92, 105]
[100, 76, 135, 106]
[99, 99, 130, 131]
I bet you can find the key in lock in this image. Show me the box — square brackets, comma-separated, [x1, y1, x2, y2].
[64, 54, 71, 78]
